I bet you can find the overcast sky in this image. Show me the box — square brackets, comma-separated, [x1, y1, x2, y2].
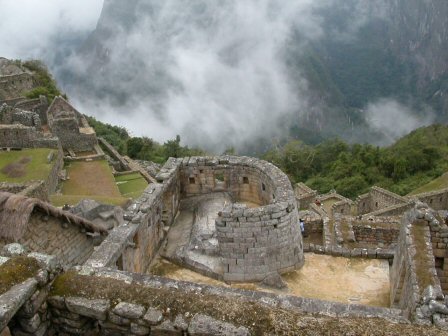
[0, 0, 103, 60]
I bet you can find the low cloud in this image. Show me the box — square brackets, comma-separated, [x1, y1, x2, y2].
[365, 99, 435, 145]
[0, 0, 103, 60]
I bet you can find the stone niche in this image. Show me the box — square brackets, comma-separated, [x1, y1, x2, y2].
[179, 156, 304, 282]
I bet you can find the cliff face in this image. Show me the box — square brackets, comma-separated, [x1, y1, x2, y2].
[59, 0, 448, 148]
[388, 0, 448, 81]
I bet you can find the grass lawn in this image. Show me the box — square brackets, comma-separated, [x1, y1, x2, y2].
[408, 172, 448, 196]
[115, 172, 148, 199]
[50, 195, 129, 207]
[54, 160, 128, 206]
[0, 148, 55, 183]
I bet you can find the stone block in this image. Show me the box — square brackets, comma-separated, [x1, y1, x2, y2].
[142, 307, 163, 326]
[47, 296, 66, 310]
[188, 314, 249, 336]
[113, 302, 145, 319]
[131, 322, 150, 335]
[150, 319, 178, 335]
[108, 312, 130, 326]
[65, 297, 110, 321]
[18, 313, 41, 333]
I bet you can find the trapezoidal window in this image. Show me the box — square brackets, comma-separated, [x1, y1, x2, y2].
[262, 183, 266, 191]
[189, 177, 195, 184]
[243, 176, 249, 184]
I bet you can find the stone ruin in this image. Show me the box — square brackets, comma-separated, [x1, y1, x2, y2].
[1, 154, 448, 334]
[46, 97, 99, 153]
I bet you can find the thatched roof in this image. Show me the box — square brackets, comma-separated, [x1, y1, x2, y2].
[0, 192, 108, 241]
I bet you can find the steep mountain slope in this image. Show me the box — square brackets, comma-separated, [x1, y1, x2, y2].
[57, 0, 448, 150]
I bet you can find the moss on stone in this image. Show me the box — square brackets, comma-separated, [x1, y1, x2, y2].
[0, 257, 40, 295]
[50, 271, 447, 335]
[412, 223, 437, 292]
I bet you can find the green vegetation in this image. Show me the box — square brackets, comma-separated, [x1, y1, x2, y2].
[0, 148, 55, 183]
[88, 116, 207, 164]
[264, 125, 448, 199]
[87, 116, 129, 153]
[50, 195, 128, 207]
[115, 172, 148, 199]
[21, 60, 64, 102]
[0, 257, 40, 294]
[408, 173, 448, 195]
[52, 160, 128, 206]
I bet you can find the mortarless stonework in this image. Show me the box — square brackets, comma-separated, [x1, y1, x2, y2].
[87, 156, 304, 283]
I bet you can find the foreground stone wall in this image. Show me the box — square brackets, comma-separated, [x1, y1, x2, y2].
[0, 246, 62, 335]
[45, 266, 406, 336]
[389, 203, 448, 327]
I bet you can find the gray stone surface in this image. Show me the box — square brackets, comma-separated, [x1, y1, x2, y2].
[112, 302, 145, 319]
[142, 307, 163, 326]
[65, 297, 110, 321]
[188, 314, 250, 336]
[0, 278, 38, 331]
[1, 244, 27, 257]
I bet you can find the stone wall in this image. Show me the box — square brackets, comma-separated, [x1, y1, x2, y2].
[44, 266, 405, 336]
[44, 145, 64, 196]
[353, 221, 400, 247]
[357, 187, 408, 215]
[0, 210, 98, 269]
[88, 156, 303, 282]
[413, 188, 448, 211]
[0, 182, 27, 194]
[12, 110, 41, 129]
[295, 182, 318, 210]
[190, 156, 303, 282]
[389, 204, 448, 327]
[0, 125, 37, 148]
[361, 202, 414, 218]
[86, 159, 181, 273]
[50, 117, 98, 153]
[217, 202, 303, 282]
[0, 73, 34, 100]
[179, 156, 276, 206]
[14, 96, 48, 125]
[332, 199, 353, 216]
[98, 137, 130, 172]
[0, 248, 62, 336]
[429, 212, 448, 295]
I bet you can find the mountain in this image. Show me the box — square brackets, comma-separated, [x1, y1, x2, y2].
[57, 0, 448, 151]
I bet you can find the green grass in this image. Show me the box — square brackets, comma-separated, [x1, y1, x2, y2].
[0, 148, 54, 183]
[115, 172, 148, 199]
[408, 172, 448, 195]
[53, 160, 128, 206]
[50, 195, 129, 207]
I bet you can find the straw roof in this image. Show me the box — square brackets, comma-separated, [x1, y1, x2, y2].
[0, 192, 108, 241]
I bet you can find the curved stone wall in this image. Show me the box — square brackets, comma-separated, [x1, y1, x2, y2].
[179, 156, 304, 282]
[88, 156, 303, 283]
